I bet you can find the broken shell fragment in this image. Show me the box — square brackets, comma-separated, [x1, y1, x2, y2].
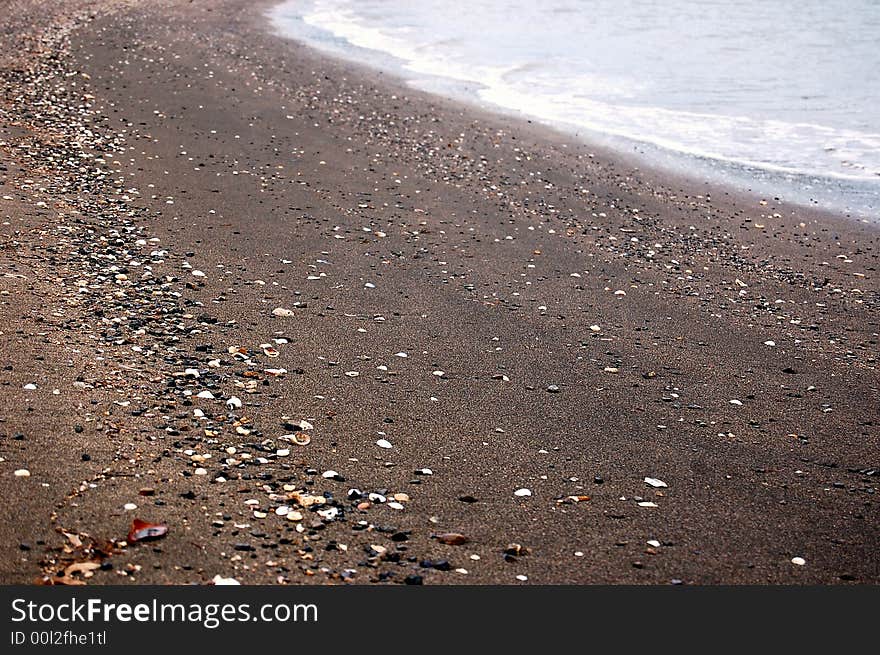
[280, 433, 311, 446]
[212, 575, 240, 585]
[127, 519, 168, 543]
[283, 418, 313, 431]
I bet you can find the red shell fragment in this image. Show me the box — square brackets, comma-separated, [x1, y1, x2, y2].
[127, 519, 168, 543]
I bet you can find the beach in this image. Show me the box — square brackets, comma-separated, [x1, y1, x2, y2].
[0, 0, 877, 584]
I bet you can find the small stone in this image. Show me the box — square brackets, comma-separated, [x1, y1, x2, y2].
[434, 532, 468, 545]
[791, 557, 806, 566]
[514, 488, 532, 497]
[644, 477, 667, 488]
[272, 307, 295, 317]
[546, 385, 560, 393]
[13, 469, 30, 478]
[376, 439, 393, 449]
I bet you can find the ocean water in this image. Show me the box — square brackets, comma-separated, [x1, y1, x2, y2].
[270, 0, 880, 218]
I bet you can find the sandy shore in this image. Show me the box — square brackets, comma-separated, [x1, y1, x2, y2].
[0, 0, 877, 585]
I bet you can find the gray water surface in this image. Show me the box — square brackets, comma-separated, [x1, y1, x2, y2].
[271, 0, 880, 218]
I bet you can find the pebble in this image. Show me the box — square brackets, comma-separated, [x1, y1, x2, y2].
[13, 469, 30, 478]
[514, 488, 533, 497]
[376, 439, 393, 449]
[644, 477, 667, 488]
[791, 557, 806, 566]
[123, 503, 138, 511]
[434, 532, 469, 545]
[23, 383, 37, 390]
[271, 307, 295, 317]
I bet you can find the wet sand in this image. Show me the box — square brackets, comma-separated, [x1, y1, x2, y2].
[0, 0, 877, 585]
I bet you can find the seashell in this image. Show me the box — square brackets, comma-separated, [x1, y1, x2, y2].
[127, 519, 168, 543]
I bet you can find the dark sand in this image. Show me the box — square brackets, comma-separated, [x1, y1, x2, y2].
[0, 0, 877, 585]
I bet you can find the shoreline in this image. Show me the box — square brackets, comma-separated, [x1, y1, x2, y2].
[267, 1, 880, 223]
[0, 0, 877, 585]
